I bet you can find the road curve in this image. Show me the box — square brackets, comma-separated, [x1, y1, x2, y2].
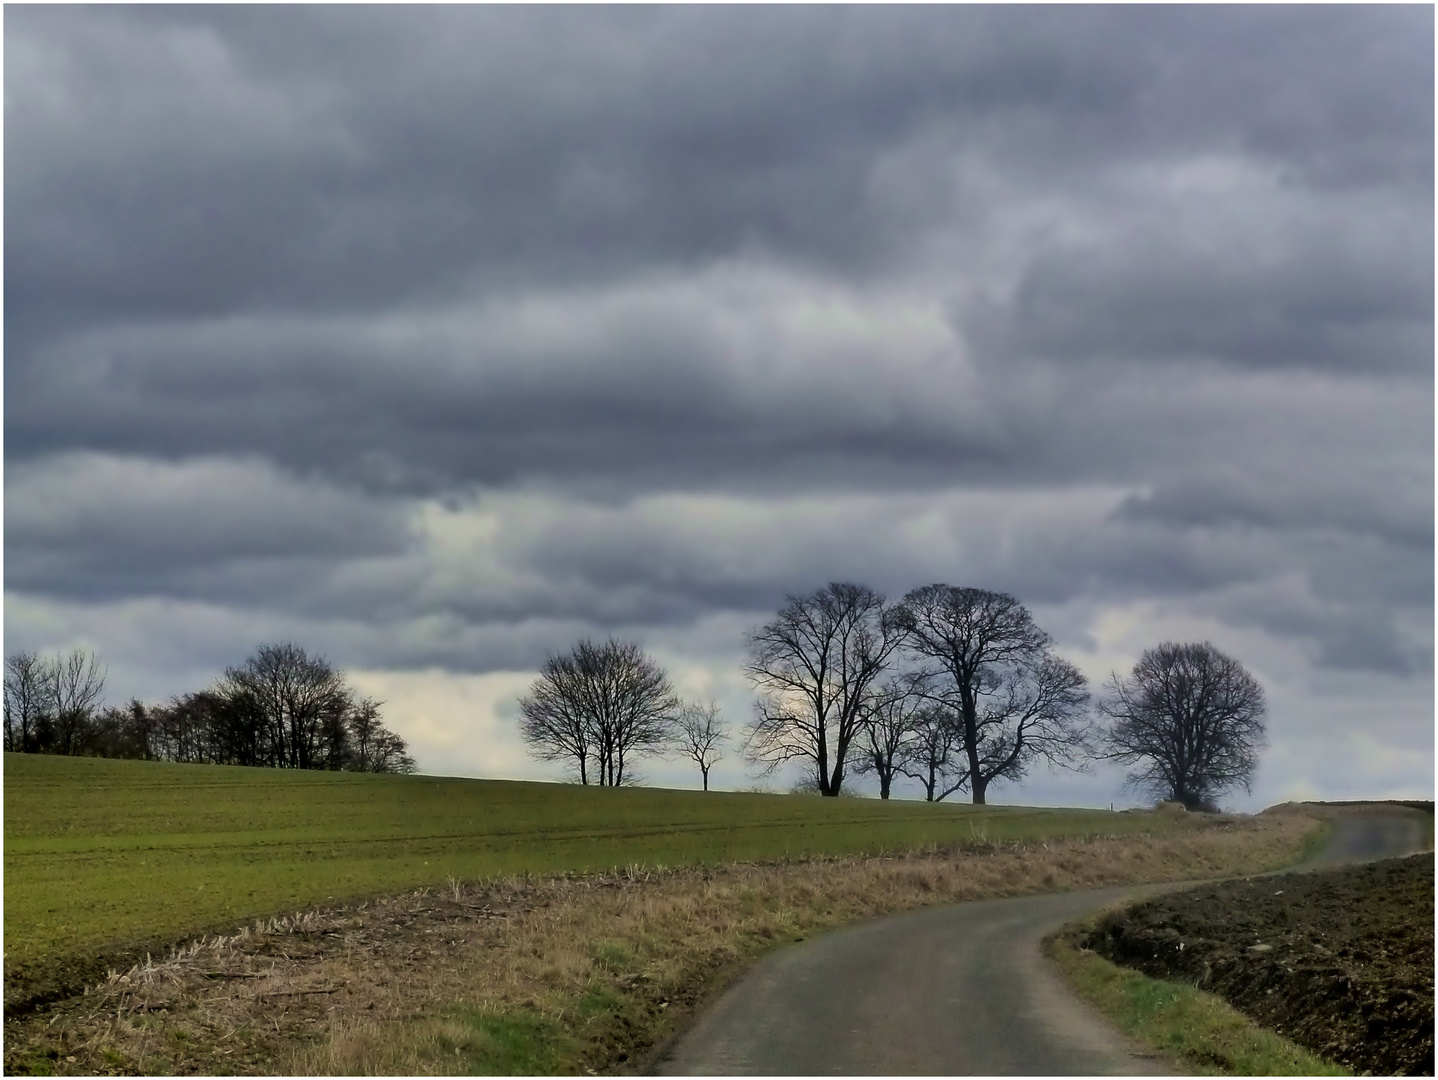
[656, 809, 1428, 1076]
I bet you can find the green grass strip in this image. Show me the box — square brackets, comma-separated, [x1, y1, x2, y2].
[1045, 931, 1348, 1076]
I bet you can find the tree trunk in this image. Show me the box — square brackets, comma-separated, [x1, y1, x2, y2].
[960, 682, 985, 805]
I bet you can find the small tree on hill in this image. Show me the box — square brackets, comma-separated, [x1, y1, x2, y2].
[675, 700, 729, 791]
[49, 649, 108, 755]
[4, 651, 51, 753]
[897, 703, 967, 802]
[347, 696, 417, 773]
[853, 673, 925, 800]
[1098, 641, 1266, 812]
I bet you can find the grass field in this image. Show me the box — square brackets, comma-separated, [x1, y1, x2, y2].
[6, 752, 1209, 1003]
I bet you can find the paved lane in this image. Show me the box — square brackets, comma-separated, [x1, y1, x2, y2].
[659, 884, 1181, 1075]
[1302, 809, 1428, 867]
[657, 809, 1428, 1076]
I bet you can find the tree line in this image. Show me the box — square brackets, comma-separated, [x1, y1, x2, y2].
[519, 581, 1267, 810]
[3, 642, 415, 773]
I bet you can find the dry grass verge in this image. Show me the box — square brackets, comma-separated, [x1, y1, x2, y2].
[5, 810, 1320, 1076]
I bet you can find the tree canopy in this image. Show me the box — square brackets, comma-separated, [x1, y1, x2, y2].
[894, 585, 1093, 804]
[1098, 641, 1266, 811]
[518, 638, 680, 786]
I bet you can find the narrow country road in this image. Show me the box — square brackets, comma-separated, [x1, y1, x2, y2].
[656, 809, 1428, 1076]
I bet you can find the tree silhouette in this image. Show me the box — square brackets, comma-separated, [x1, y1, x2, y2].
[1099, 641, 1266, 811]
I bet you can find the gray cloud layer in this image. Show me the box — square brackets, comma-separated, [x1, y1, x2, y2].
[6, 7, 1431, 797]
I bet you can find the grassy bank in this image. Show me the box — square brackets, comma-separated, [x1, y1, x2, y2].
[6, 808, 1323, 1075]
[1045, 927, 1347, 1076]
[5, 752, 1218, 1005]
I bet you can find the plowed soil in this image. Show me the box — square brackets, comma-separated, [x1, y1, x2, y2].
[1081, 853, 1435, 1076]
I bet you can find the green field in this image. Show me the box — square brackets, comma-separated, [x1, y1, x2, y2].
[5, 753, 1196, 994]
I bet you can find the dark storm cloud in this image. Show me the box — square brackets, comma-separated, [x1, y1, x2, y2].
[7, 5, 1430, 332]
[5, 4, 1432, 690]
[974, 210, 1433, 375]
[1115, 478, 1434, 557]
[4, 454, 410, 604]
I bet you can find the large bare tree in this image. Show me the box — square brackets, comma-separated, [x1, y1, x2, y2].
[743, 582, 904, 797]
[48, 649, 108, 756]
[895, 585, 1092, 804]
[518, 638, 679, 786]
[1098, 641, 1266, 811]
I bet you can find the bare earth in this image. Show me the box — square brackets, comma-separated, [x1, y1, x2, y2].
[1080, 851, 1434, 1076]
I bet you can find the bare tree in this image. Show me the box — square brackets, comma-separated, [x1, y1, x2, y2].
[895, 585, 1092, 804]
[1098, 641, 1266, 811]
[744, 582, 904, 797]
[519, 653, 594, 784]
[897, 703, 967, 802]
[853, 673, 925, 800]
[518, 638, 679, 786]
[4, 651, 51, 753]
[221, 643, 351, 769]
[48, 649, 108, 756]
[3, 648, 106, 755]
[675, 700, 729, 791]
[346, 696, 417, 773]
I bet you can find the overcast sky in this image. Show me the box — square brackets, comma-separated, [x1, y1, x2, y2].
[6, 6, 1432, 808]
